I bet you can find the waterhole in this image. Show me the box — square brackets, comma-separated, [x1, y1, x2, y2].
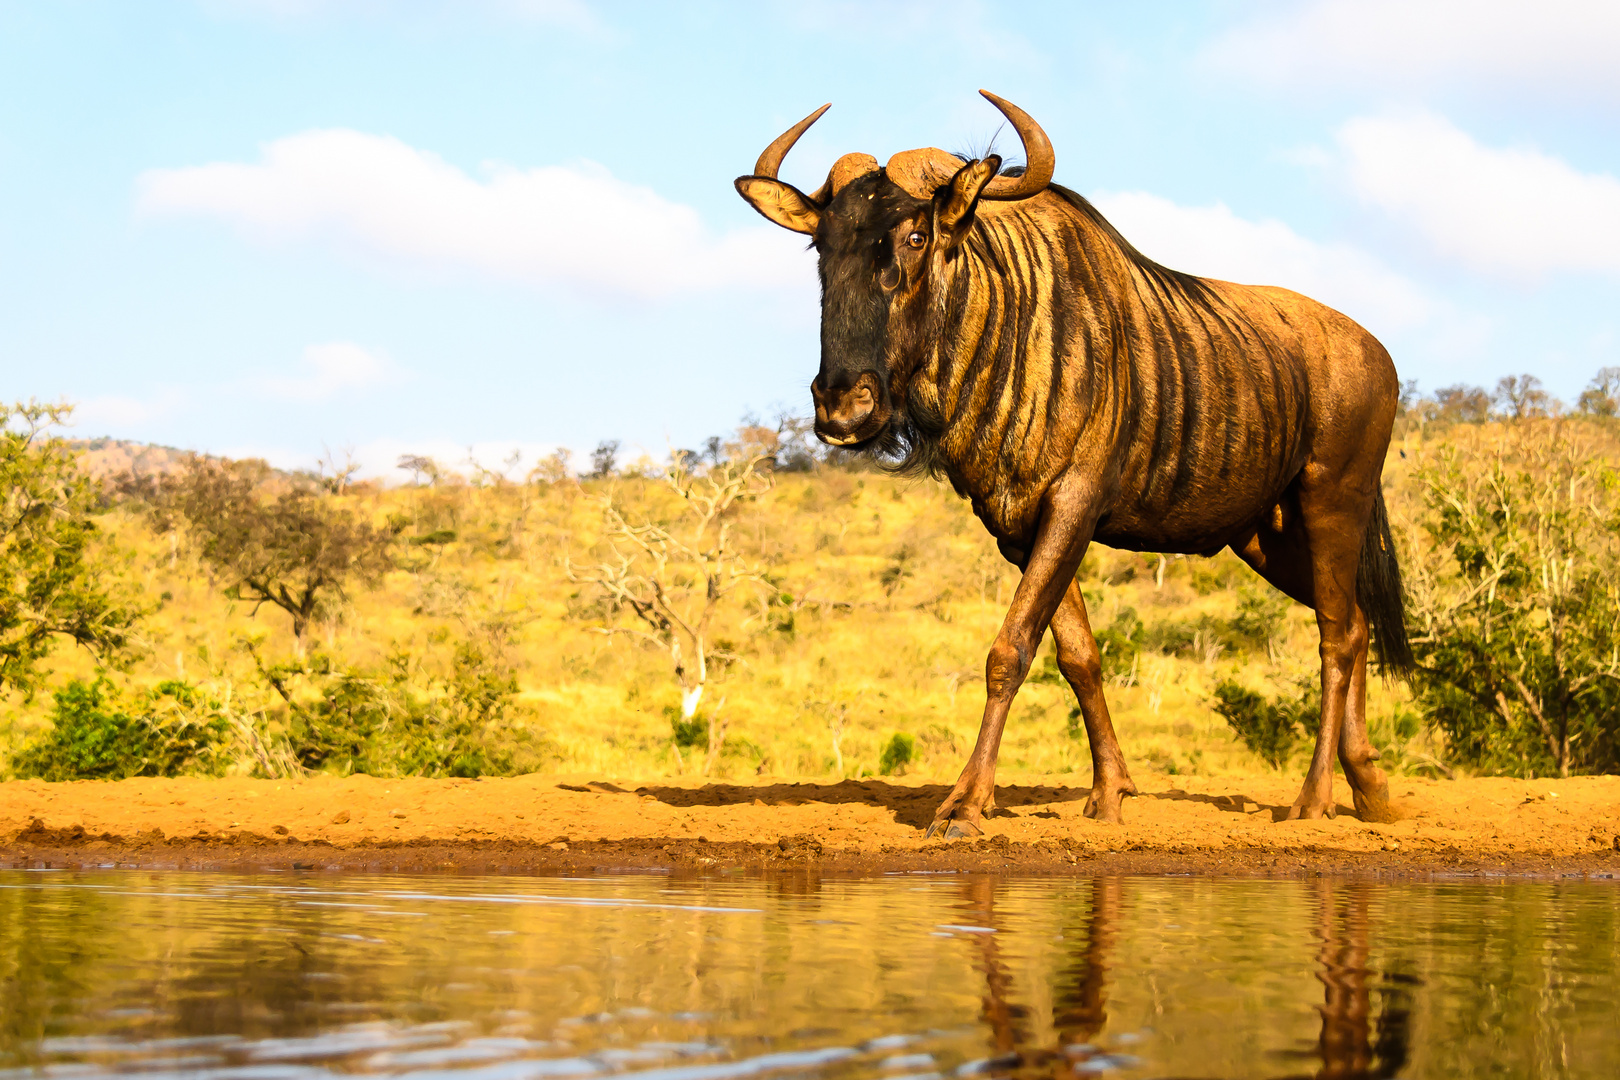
[0, 870, 1615, 1078]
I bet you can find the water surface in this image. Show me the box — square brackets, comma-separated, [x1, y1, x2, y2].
[0, 870, 1615, 1079]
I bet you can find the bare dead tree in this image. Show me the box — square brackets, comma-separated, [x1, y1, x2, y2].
[812, 700, 849, 776]
[316, 445, 362, 495]
[568, 447, 774, 757]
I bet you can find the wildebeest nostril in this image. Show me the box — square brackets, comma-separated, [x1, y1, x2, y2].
[811, 372, 886, 446]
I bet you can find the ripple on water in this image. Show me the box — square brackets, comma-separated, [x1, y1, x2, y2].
[0, 870, 1616, 1080]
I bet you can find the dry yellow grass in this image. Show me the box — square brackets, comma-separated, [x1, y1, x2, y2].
[2, 439, 1455, 785]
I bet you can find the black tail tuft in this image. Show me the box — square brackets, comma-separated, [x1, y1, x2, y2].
[1357, 488, 1415, 677]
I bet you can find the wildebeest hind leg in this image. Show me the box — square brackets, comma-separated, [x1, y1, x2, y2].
[1333, 609, 1394, 821]
[1231, 518, 1386, 822]
[926, 497, 1093, 839]
[1290, 485, 1384, 820]
[1049, 580, 1137, 823]
[1236, 497, 1390, 821]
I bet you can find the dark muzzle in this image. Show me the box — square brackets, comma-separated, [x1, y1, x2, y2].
[812, 371, 890, 446]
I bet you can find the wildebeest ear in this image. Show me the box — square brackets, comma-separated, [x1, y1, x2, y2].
[735, 177, 821, 235]
[933, 156, 1001, 248]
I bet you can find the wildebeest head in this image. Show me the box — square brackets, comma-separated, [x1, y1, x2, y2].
[735, 91, 1053, 450]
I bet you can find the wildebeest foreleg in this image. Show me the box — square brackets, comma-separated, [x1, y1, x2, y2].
[1049, 580, 1137, 823]
[926, 499, 1093, 839]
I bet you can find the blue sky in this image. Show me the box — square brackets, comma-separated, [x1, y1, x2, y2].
[2, 0, 1617, 478]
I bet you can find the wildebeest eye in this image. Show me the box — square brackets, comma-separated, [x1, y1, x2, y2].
[907, 231, 927, 249]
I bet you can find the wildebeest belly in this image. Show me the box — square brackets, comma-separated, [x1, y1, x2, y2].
[1093, 331, 1314, 552]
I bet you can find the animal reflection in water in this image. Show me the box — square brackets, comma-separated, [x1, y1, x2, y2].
[953, 878, 1411, 1080]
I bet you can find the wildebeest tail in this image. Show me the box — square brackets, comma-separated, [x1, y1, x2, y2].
[1357, 488, 1415, 676]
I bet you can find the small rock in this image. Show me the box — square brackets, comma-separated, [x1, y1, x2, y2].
[329, 810, 351, 825]
[752, 798, 766, 807]
[390, 810, 406, 819]
[547, 841, 569, 851]
[640, 794, 657, 801]
[272, 825, 289, 836]
[777, 834, 823, 856]
[1242, 802, 1260, 814]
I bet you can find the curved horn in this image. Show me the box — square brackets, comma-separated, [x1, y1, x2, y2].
[978, 90, 1053, 200]
[754, 103, 831, 179]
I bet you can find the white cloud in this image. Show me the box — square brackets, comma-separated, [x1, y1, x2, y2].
[1335, 112, 1620, 279]
[70, 391, 187, 431]
[136, 129, 808, 300]
[1203, 0, 1620, 97]
[1088, 191, 1431, 333]
[255, 341, 394, 401]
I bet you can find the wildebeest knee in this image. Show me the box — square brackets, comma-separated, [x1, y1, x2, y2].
[984, 638, 1031, 698]
[1056, 640, 1102, 688]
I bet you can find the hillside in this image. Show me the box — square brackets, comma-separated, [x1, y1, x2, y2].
[7, 415, 1619, 788]
[68, 437, 193, 479]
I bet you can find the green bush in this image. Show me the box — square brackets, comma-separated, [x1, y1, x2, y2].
[2, 403, 142, 698]
[1406, 429, 1620, 777]
[666, 705, 708, 749]
[879, 732, 915, 775]
[1094, 607, 1145, 679]
[12, 678, 231, 781]
[1027, 608, 1144, 686]
[1145, 585, 1290, 661]
[259, 642, 523, 778]
[1212, 678, 1319, 770]
[1227, 586, 1291, 652]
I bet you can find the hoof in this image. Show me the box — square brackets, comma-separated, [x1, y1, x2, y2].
[1348, 770, 1399, 823]
[1082, 779, 1137, 824]
[1285, 800, 1337, 821]
[924, 817, 982, 840]
[1082, 799, 1124, 825]
[1352, 789, 1402, 824]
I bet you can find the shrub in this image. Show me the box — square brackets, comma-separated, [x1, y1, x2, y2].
[1094, 607, 1145, 679]
[1026, 608, 1143, 686]
[1143, 586, 1290, 662]
[1212, 678, 1319, 770]
[2, 403, 142, 698]
[1227, 586, 1291, 653]
[256, 642, 523, 778]
[1404, 425, 1620, 777]
[666, 705, 708, 749]
[12, 678, 231, 780]
[879, 732, 915, 775]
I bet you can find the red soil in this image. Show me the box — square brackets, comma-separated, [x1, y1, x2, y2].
[3, 771, 1617, 877]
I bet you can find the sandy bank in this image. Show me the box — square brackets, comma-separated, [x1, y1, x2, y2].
[3, 771, 1618, 878]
